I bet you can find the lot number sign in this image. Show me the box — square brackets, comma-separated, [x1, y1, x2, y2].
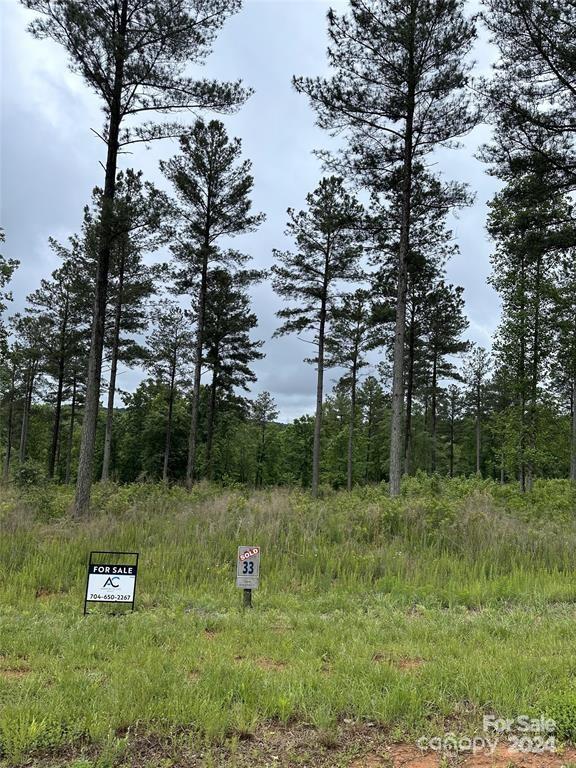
[84, 551, 139, 614]
[236, 546, 260, 589]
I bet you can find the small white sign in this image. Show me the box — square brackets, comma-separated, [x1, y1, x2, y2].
[86, 563, 137, 603]
[236, 546, 260, 589]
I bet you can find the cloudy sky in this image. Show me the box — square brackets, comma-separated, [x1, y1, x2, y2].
[1, 0, 501, 421]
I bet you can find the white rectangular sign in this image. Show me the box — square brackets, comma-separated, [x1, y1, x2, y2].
[236, 546, 260, 589]
[86, 563, 137, 603]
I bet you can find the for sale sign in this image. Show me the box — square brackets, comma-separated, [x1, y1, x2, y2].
[236, 546, 260, 589]
[84, 552, 139, 614]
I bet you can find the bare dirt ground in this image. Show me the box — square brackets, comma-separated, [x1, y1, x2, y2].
[23, 723, 576, 768]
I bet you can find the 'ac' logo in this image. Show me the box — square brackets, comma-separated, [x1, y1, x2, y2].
[102, 576, 120, 588]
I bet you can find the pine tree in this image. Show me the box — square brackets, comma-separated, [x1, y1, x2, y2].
[446, 384, 463, 477]
[100, 170, 167, 481]
[0, 229, 18, 359]
[295, 0, 477, 495]
[325, 289, 377, 490]
[9, 314, 45, 466]
[357, 375, 388, 483]
[202, 268, 264, 479]
[272, 177, 364, 497]
[487, 154, 570, 489]
[550, 236, 576, 481]
[482, 0, 576, 188]
[251, 392, 279, 487]
[25, 262, 87, 479]
[160, 119, 264, 487]
[23, 0, 250, 515]
[369, 167, 469, 475]
[422, 281, 469, 472]
[463, 344, 492, 476]
[145, 300, 195, 481]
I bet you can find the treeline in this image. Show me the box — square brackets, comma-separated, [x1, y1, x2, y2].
[1, 0, 576, 505]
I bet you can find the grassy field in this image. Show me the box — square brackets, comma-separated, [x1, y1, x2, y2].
[2, 476, 576, 767]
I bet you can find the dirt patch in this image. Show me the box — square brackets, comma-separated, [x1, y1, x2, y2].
[203, 627, 218, 639]
[352, 743, 576, 768]
[382, 743, 441, 767]
[15, 725, 576, 768]
[371, 653, 424, 671]
[35, 587, 63, 600]
[0, 666, 30, 679]
[460, 743, 576, 767]
[396, 658, 424, 671]
[233, 656, 288, 670]
[255, 658, 288, 671]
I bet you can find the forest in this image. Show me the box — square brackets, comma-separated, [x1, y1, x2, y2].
[2, 0, 576, 511]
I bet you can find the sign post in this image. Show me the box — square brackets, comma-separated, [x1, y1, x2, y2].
[84, 551, 139, 615]
[236, 546, 260, 608]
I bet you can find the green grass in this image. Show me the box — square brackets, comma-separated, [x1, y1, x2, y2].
[2, 476, 576, 765]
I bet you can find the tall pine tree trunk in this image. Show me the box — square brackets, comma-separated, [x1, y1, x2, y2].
[365, 395, 374, 483]
[449, 392, 455, 477]
[389, 78, 414, 497]
[2, 366, 15, 483]
[162, 351, 177, 482]
[256, 422, 266, 488]
[48, 357, 66, 479]
[312, 287, 328, 498]
[101, 257, 125, 481]
[430, 352, 438, 473]
[187, 245, 209, 489]
[19, 361, 36, 463]
[65, 373, 77, 485]
[73, 0, 127, 516]
[571, 376, 576, 483]
[526, 252, 543, 493]
[404, 307, 416, 475]
[205, 359, 218, 480]
[347, 360, 358, 492]
[49, 295, 69, 479]
[518, 255, 527, 493]
[475, 381, 481, 475]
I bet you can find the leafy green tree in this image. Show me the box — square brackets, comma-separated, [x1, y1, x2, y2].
[281, 415, 314, 487]
[116, 379, 190, 481]
[160, 120, 264, 487]
[23, 0, 250, 515]
[295, 0, 477, 495]
[357, 375, 388, 483]
[272, 177, 364, 497]
[446, 384, 464, 477]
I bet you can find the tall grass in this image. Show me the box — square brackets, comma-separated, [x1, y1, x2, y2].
[1, 476, 576, 764]
[2, 476, 576, 609]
